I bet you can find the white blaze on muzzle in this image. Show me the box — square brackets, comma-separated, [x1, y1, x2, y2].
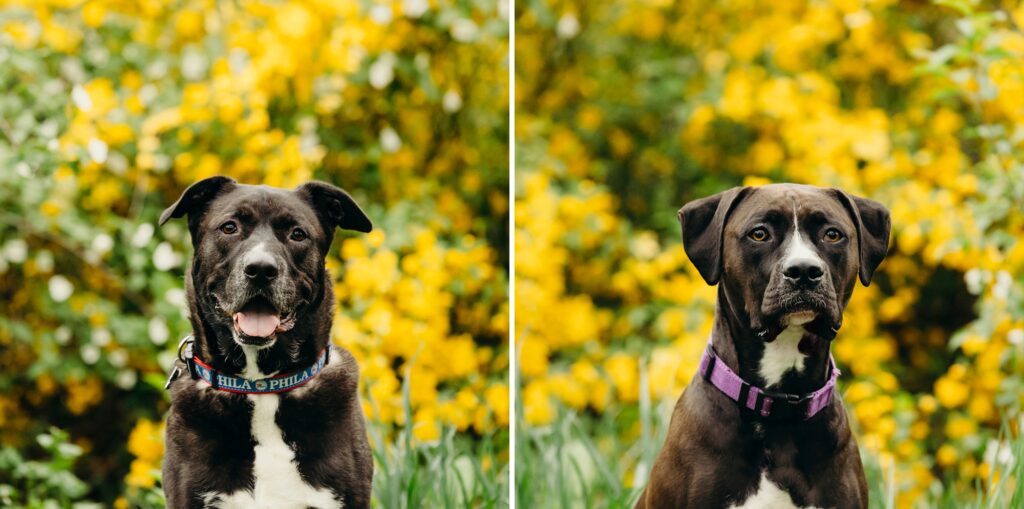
[780, 206, 824, 272]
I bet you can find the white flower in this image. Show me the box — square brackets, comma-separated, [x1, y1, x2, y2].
[91, 234, 114, 255]
[443, 89, 463, 113]
[55, 326, 72, 345]
[158, 351, 177, 371]
[139, 84, 158, 104]
[81, 344, 101, 365]
[403, 0, 428, 18]
[228, 48, 250, 75]
[556, 14, 580, 39]
[165, 288, 187, 308]
[153, 242, 182, 271]
[71, 85, 92, 111]
[87, 138, 108, 164]
[146, 59, 168, 80]
[116, 370, 138, 390]
[3, 239, 27, 263]
[1009, 329, 1024, 346]
[369, 53, 396, 90]
[48, 275, 73, 302]
[35, 250, 53, 274]
[42, 80, 64, 97]
[91, 328, 112, 347]
[984, 438, 1014, 467]
[149, 317, 170, 345]
[450, 19, 478, 42]
[107, 151, 129, 175]
[994, 270, 1012, 300]
[132, 223, 154, 248]
[964, 268, 983, 295]
[369, 4, 392, 24]
[380, 126, 402, 153]
[108, 349, 128, 367]
[153, 153, 171, 172]
[39, 119, 59, 140]
[61, 59, 86, 83]
[181, 48, 207, 80]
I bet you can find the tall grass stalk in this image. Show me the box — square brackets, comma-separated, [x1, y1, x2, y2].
[368, 362, 508, 508]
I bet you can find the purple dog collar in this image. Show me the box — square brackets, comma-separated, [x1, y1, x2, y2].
[698, 343, 840, 420]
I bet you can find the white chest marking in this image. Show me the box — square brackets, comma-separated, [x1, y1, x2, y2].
[201, 349, 341, 509]
[760, 321, 809, 387]
[728, 473, 823, 509]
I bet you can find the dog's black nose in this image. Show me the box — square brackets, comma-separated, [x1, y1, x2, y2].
[243, 260, 279, 285]
[783, 260, 824, 285]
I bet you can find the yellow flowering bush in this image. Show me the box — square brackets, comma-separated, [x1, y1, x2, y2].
[0, 0, 508, 506]
[517, 0, 1023, 506]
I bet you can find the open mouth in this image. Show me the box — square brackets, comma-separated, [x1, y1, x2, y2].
[232, 295, 296, 341]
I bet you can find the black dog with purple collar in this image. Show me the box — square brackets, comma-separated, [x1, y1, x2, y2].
[636, 184, 890, 509]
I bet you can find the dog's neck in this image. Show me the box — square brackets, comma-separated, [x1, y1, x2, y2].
[711, 287, 833, 395]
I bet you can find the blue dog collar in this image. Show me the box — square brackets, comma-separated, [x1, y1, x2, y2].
[168, 336, 329, 394]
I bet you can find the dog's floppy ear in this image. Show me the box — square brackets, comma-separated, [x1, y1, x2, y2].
[832, 189, 891, 286]
[678, 186, 751, 286]
[295, 181, 372, 237]
[159, 176, 236, 229]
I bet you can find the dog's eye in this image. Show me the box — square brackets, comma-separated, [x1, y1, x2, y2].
[219, 221, 238, 234]
[824, 228, 843, 243]
[748, 227, 770, 242]
[290, 228, 307, 242]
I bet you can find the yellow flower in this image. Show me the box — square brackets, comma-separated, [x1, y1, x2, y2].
[934, 375, 970, 409]
[65, 376, 103, 415]
[523, 381, 554, 426]
[517, 337, 549, 379]
[82, 2, 106, 28]
[485, 383, 509, 426]
[127, 419, 164, 462]
[125, 419, 164, 489]
[945, 415, 977, 440]
[917, 394, 938, 415]
[936, 445, 958, 467]
[413, 407, 440, 443]
[604, 353, 639, 403]
[41, 200, 62, 217]
[126, 459, 156, 489]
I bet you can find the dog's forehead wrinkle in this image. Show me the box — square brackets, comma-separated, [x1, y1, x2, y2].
[214, 187, 319, 228]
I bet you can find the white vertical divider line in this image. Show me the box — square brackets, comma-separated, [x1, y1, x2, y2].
[507, 0, 517, 506]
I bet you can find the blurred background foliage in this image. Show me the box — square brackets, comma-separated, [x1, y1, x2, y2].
[516, 0, 1024, 506]
[0, 0, 509, 507]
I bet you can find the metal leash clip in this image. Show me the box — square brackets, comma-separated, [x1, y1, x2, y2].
[164, 335, 195, 390]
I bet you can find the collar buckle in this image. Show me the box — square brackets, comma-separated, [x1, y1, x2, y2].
[773, 391, 811, 404]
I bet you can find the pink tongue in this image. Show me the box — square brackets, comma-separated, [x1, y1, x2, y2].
[233, 311, 281, 338]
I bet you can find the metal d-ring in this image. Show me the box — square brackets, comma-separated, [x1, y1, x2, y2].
[176, 334, 194, 363]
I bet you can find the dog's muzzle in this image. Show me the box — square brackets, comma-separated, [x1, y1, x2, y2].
[759, 265, 841, 342]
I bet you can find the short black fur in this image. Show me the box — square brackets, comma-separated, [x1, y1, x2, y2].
[161, 177, 374, 508]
